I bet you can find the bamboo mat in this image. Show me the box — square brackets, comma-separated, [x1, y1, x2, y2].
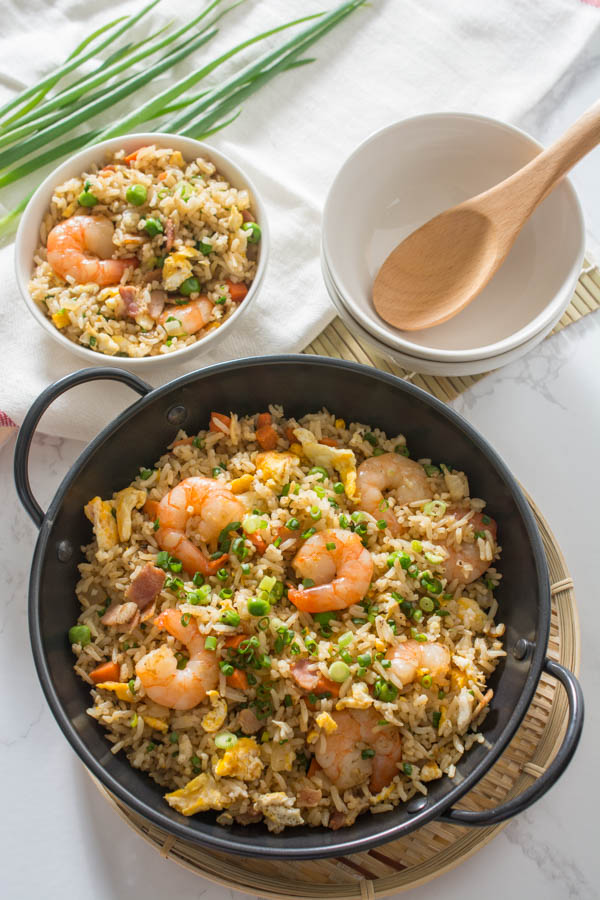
[92, 497, 580, 899]
[304, 260, 600, 403]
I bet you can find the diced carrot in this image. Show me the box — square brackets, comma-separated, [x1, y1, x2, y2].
[101, 164, 116, 172]
[209, 412, 231, 433]
[248, 532, 267, 555]
[307, 758, 321, 778]
[169, 436, 194, 449]
[256, 424, 278, 451]
[257, 412, 272, 427]
[224, 634, 247, 649]
[318, 437, 338, 447]
[285, 426, 296, 444]
[157, 171, 168, 181]
[90, 661, 120, 684]
[124, 147, 148, 164]
[204, 553, 229, 575]
[226, 669, 249, 691]
[226, 280, 249, 302]
[144, 499, 159, 520]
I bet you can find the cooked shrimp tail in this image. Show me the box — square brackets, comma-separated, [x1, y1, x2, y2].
[135, 608, 218, 710]
[288, 528, 373, 612]
[46, 215, 137, 286]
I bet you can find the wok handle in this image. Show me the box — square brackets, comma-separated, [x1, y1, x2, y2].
[438, 658, 584, 827]
[14, 367, 151, 528]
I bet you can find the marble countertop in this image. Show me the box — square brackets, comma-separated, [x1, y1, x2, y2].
[3, 25, 600, 900]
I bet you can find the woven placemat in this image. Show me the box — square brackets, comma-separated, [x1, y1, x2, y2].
[305, 260, 600, 404]
[91, 495, 579, 899]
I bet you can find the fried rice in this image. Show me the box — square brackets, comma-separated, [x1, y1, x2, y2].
[29, 144, 258, 358]
[70, 408, 505, 832]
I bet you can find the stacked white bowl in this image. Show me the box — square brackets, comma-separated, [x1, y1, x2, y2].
[321, 114, 585, 375]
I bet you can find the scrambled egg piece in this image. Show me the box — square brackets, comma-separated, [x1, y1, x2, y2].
[143, 715, 168, 734]
[420, 762, 443, 782]
[451, 667, 468, 691]
[315, 712, 338, 735]
[335, 681, 372, 710]
[444, 469, 469, 501]
[293, 427, 357, 497]
[202, 691, 227, 733]
[165, 773, 246, 816]
[84, 496, 118, 550]
[96, 681, 134, 701]
[214, 737, 264, 780]
[114, 487, 146, 542]
[255, 451, 297, 484]
[254, 792, 303, 832]
[230, 474, 253, 494]
[457, 597, 487, 632]
[51, 309, 70, 329]
[269, 743, 296, 773]
[162, 247, 199, 291]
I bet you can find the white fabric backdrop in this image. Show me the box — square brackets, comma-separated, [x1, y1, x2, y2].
[0, 0, 597, 442]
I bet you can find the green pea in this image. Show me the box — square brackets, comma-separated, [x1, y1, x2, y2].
[248, 598, 270, 616]
[144, 217, 163, 237]
[180, 276, 200, 296]
[78, 190, 98, 207]
[126, 184, 147, 206]
[68, 625, 91, 647]
[242, 221, 261, 243]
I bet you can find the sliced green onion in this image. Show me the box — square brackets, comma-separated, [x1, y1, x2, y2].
[301, 527, 316, 540]
[180, 613, 191, 627]
[144, 216, 163, 237]
[308, 466, 328, 481]
[220, 610, 240, 627]
[215, 731, 238, 750]
[333, 482, 344, 494]
[376, 519, 387, 530]
[424, 551, 444, 565]
[259, 575, 276, 593]
[402, 762, 413, 776]
[180, 276, 200, 296]
[373, 679, 398, 702]
[395, 444, 410, 457]
[197, 240, 212, 255]
[338, 631, 353, 649]
[421, 674, 433, 688]
[328, 660, 350, 682]
[423, 500, 447, 518]
[361, 748, 375, 759]
[432, 711, 441, 728]
[204, 636, 217, 651]
[243, 514, 267, 534]
[411, 540, 422, 553]
[364, 432, 378, 446]
[423, 464, 440, 477]
[419, 597, 435, 613]
[309, 505, 322, 521]
[357, 652, 372, 667]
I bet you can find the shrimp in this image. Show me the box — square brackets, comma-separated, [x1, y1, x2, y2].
[155, 476, 246, 577]
[386, 640, 451, 687]
[46, 215, 137, 285]
[159, 296, 214, 335]
[315, 709, 402, 793]
[439, 510, 497, 584]
[357, 453, 432, 531]
[288, 528, 373, 612]
[135, 609, 218, 709]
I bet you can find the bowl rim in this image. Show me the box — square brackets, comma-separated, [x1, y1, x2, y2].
[320, 250, 564, 376]
[14, 132, 270, 369]
[322, 111, 585, 362]
[27, 354, 551, 859]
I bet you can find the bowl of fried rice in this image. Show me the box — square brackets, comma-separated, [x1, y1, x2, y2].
[15, 356, 583, 859]
[15, 133, 269, 367]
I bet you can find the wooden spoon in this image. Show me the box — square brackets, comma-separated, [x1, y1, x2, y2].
[372, 101, 600, 332]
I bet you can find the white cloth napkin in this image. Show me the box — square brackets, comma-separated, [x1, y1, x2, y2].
[0, 0, 597, 443]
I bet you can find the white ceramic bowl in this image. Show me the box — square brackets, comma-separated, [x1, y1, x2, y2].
[322, 113, 584, 362]
[15, 133, 269, 369]
[321, 252, 566, 376]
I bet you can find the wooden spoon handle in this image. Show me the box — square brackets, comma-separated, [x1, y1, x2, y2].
[478, 99, 600, 227]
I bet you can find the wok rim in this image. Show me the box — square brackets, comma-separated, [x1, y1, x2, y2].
[27, 354, 550, 858]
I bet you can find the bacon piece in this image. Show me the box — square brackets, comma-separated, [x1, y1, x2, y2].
[238, 708, 262, 735]
[125, 563, 166, 611]
[148, 289, 166, 319]
[248, 531, 267, 555]
[290, 660, 340, 699]
[241, 209, 254, 223]
[100, 601, 140, 631]
[142, 268, 164, 284]
[297, 788, 322, 808]
[165, 218, 175, 251]
[118, 285, 142, 318]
